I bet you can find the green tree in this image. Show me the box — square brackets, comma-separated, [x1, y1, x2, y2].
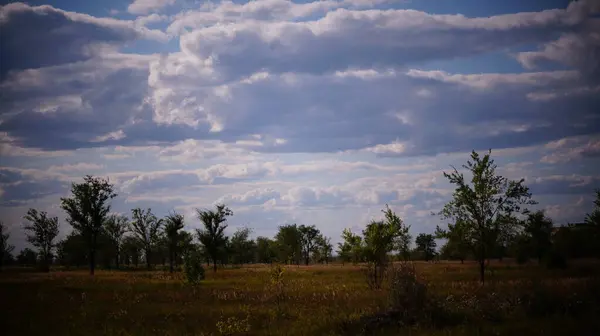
[522, 210, 554, 264]
[56, 232, 88, 268]
[195, 204, 233, 272]
[229, 227, 256, 266]
[60, 175, 117, 275]
[415, 233, 437, 261]
[23, 209, 60, 272]
[104, 214, 129, 269]
[1, 221, 15, 271]
[130, 208, 163, 270]
[121, 236, 141, 267]
[435, 219, 471, 263]
[585, 189, 600, 226]
[164, 211, 185, 273]
[275, 224, 302, 265]
[396, 231, 412, 261]
[298, 224, 321, 265]
[338, 228, 363, 264]
[255, 236, 276, 264]
[438, 150, 535, 283]
[315, 235, 333, 264]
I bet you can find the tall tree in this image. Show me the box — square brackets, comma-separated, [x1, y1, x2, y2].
[255, 236, 276, 264]
[23, 209, 60, 272]
[130, 208, 163, 270]
[121, 236, 141, 267]
[275, 224, 302, 265]
[61, 175, 117, 275]
[17, 248, 37, 266]
[56, 232, 88, 268]
[195, 204, 233, 272]
[104, 214, 129, 269]
[415, 233, 437, 261]
[298, 225, 321, 265]
[315, 235, 333, 264]
[164, 211, 185, 273]
[522, 210, 554, 264]
[1, 221, 15, 271]
[438, 150, 535, 283]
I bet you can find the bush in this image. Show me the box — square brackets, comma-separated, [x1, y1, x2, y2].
[362, 262, 387, 290]
[183, 251, 205, 285]
[545, 250, 567, 269]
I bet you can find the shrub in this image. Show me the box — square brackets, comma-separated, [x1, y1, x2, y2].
[362, 262, 387, 290]
[545, 250, 567, 269]
[183, 251, 205, 285]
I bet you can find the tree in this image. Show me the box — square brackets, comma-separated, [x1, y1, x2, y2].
[164, 211, 185, 273]
[23, 209, 60, 272]
[255, 236, 276, 264]
[61, 175, 117, 275]
[363, 206, 410, 266]
[130, 208, 163, 270]
[1, 221, 15, 271]
[438, 150, 535, 283]
[585, 189, 600, 226]
[17, 248, 37, 266]
[315, 235, 333, 264]
[338, 228, 363, 264]
[56, 232, 88, 268]
[435, 219, 470, 263]
[195, 204, 233, 272]
[522, 210, 554, 264]
[275, 224, 302, 265]
[229, 227, 255, 266]
[298, 224, 321, 265]
[396, 231, 412, 261]
[121, 236, 142, 267]
[104, 214, 129, 269]
[415, 233, 437, 261]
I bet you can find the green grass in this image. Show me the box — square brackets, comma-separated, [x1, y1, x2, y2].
[2, 261, 600, 335]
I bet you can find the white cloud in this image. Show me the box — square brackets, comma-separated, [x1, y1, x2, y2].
[128, 0, 176, 15]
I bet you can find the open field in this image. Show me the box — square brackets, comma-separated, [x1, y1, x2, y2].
[2, 261, 600, 336]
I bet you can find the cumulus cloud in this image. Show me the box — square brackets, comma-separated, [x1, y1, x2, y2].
[128, 0, 176, 15]
[541, 135, 600, 163]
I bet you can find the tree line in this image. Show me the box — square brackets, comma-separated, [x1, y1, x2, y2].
[1, 150, 599, 284]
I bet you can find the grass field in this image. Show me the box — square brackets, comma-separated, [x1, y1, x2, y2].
[2, 261, 600, 336]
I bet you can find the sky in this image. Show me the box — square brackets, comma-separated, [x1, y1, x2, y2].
[1, 0, 599, 252]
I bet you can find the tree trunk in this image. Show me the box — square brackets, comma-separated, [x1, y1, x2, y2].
[146, 249, 151, 270]
[89, 249, 96, 276]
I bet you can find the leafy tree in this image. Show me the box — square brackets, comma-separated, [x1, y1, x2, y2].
[1, 221, 15, 271]
[23, 209, 60, 272]
[177, 231, 195, 267]
[56, 232, 88, 268]
[130, 208, 163, 270]
[229, 227, 255, 266]
[195, 204, 233, 272]
[396, 231, 412, 261]
[585, 189, 600, 226]
[121, 236, 142, 267]
[256, 236, 276, 263]
[164, 211, 185, 273]
[415, 233, 437, 261]
[60, 175, 117, 275]
[17, 248, 37, 266]
[315, 235, 333, 264]
[438, 150, 535, 283]
[363, 206, 410, 266]
[338, 228, 363, 264]
[298, 224, 321, 265]
[435, 219, 470, 263]
[104, 214, 129, 269]
[522, 210, 554, 264]
[275, 224, 302, 265]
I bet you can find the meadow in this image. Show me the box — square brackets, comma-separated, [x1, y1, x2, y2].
[2, 260, 600, 336]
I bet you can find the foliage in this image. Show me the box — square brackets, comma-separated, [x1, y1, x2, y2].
[1, 221, 15, 271]
[438, 150, 535, 283]
[256, 236, 277, 263]
[196, 204, 233, 272]
[60, 175, 117, 275]
[338, 228, 363, 264]
[298, 224, 321, 266]
[274, 224, 302, 265]
[130, 208, 163, 270]
[164, 211, 185, 273]
[415, 233, 437, 261]
[183, 249, 206, 285]
[23, 208, 60, 272]
[103, 214, 129, 269]
[522, 210, 554, 263]
[436, 219, 470, 263]
[16, 248, 37, 265]
[229, 227, 256, 266]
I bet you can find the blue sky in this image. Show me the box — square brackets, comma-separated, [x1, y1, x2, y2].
[1, 0, 599, 251]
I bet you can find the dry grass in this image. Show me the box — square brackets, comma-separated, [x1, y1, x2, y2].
[1, 261, 600, 336]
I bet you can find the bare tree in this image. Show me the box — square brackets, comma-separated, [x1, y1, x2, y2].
[130, 208, 163, 270]
[23, 209, 60, 272]
[61, 175, 117, 275]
